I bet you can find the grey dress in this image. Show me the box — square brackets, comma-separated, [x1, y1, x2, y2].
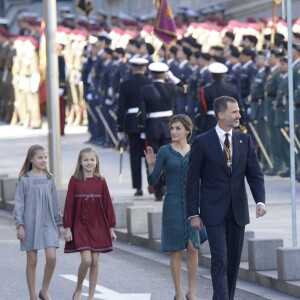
[147, 144, 200, 252]
[13, 172, 62, 251]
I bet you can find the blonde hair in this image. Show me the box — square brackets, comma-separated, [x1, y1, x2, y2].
[169, 114, 193, 140]
[73, 147, 103, 180]
[19, 144, 52, 179]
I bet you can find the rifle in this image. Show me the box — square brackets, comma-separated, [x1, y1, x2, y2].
[248, 122, 274, 169]
[95, 105, 118, 146]
[280, 128, 299, 154]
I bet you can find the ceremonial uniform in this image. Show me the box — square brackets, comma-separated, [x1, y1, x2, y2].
[249, 66, 268, 168]
[274, 72, 289, 174]
[197, 62, 240, 134]
[264, 65, 282, 174]
[117, 58, 151, 194]
[139, 62, 184, 200]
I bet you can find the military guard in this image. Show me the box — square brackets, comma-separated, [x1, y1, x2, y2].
[117, 58, 151, 196]
[196, 62, 240, 134]
[175, 46, 193, 114]
[138, 62, 183, 201]
[264, 49, 284, 175]
[249, 51, 268, 169]
[274, 57, 290, 176]
[239, 47, 258, 120]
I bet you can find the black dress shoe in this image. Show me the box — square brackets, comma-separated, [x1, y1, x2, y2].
[264, 169, 278, 176]
[134, 189, 143, 196]
[155, 196, 163, 201]
[39, 291, 46, 300]
[279, 170, 290, 177]
[147, 185, 154, 194]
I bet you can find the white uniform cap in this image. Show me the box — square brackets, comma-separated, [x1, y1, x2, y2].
[129, 57, 149, 66]
[148, 62, 169, 73]
[208, 62, 228, 74]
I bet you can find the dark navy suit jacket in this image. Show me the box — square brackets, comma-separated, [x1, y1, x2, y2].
[186, 128, 265, 227]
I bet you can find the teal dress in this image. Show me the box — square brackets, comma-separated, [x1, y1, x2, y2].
[147, 144, 201, 252]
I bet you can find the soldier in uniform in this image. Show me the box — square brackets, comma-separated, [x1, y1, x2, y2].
[57, 38, 67, 135]
[264, 49, 284, 175]
[82, 39, 105, 145]
[196, 62, 240, 134]
[175, 46, 193, 114]
[224, 45, 241, 89]
[239, 47, 258, 121]
[274, 57, 290, 177]
[292, 43, 300, 180]
[249, 51, 268, 169]
[117, 58, 151, 196]
[19, 38, 41, 128]
[138, 62, 184, 201]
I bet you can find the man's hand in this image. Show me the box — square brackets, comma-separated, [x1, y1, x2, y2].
[256, 204, 267, 218]
[190, 216, 204, 230]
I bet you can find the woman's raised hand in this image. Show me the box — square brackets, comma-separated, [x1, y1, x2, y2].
[144, 146, 156, 167]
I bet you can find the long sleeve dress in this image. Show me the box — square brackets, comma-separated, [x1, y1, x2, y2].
[63, 176, 116, 253]
[147, 144, 201, 252]
[13, 172, 62, 251]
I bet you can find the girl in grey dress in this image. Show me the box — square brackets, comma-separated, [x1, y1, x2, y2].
[13, 144, 62, 300]
[145, 115, 206, 300]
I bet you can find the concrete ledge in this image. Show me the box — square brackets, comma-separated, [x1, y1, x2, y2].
[248, 238, 283, 271]
[0, 174, 9, 207]
[126, 206, 155, 235]
[277, 247, 300, 281]
[147, 211, 162, 240]
[1, 177, 18, 211]
[113, 201, 134, 228]
[241, 231, 255, 262]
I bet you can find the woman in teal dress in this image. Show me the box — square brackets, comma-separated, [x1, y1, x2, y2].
[145, 114, 206, 300]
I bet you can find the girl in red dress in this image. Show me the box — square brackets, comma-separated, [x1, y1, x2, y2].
[63, 147, 117, 300]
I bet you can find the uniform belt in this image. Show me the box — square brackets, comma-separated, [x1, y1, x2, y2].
[147, 110, 173, 118]
[127, 107, 139, 113]
[206, 110, 215, 115]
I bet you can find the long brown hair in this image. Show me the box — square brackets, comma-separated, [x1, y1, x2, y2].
[19, 144, 52, 179]
[73, 147, 103, 180]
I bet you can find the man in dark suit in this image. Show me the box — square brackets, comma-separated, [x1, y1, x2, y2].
[117, 57, 151, 196]
[186, 96, 267, 300]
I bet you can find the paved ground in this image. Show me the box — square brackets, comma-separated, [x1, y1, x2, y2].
[0, 121, 300, 299]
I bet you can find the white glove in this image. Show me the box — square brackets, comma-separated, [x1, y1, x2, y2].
[108, 87, 114, 97]
[105, 98, 114, 105]
[18, 77, 25, 90]
[140, 132, 146, 139]
[117, 132, 125, 141]
[30, 73, 41, 93]
[59, 88, 64, 96]
[86, 93, 93, 101]
[167, 70, 180, 85]
[264, 115, 268, 122]
[246, 107, 251, 116]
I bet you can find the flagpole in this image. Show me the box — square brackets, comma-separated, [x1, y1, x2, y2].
[286, 0, 297, 247]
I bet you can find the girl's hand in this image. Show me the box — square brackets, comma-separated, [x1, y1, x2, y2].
[144, 146, 156, 171]
[17, 225, 25, 241]
[64, 228, 73, 242]
[110, 228, 117, 242]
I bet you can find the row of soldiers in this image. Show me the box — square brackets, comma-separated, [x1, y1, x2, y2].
[1, 16, 300, 190]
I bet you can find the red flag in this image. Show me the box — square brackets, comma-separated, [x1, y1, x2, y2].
[153, 0, 177, 47]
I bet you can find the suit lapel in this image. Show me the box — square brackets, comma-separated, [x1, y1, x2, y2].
[208, 129, 230, 175]
[232, 130, 241, 173]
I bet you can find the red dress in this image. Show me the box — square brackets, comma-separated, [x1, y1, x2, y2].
[63, 176, 116, 253]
